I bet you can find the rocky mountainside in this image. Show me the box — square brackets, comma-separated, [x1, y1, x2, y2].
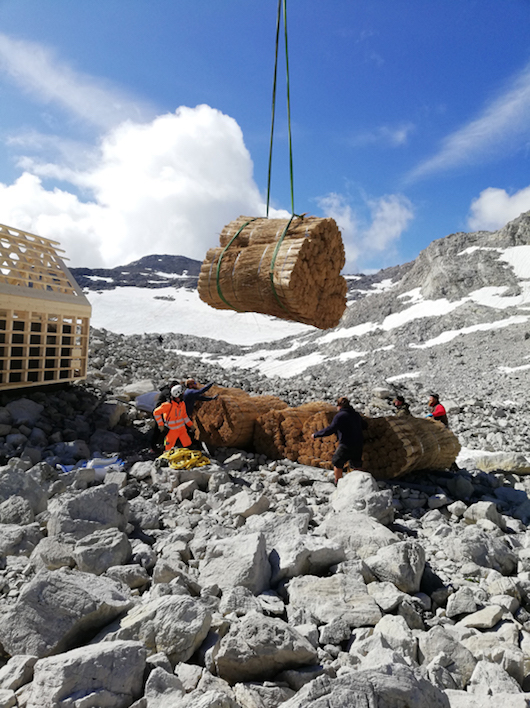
[0, 213, 530, 706]
[71, 254, 201, 290]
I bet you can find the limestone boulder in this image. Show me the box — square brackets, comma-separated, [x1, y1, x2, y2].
[0, 655, 37, 691]
[287, 574, 382, 627]
[143, 666, 185, 708]
[0, 523, 43, 557]
[199, 532, 271, 595]
[474, 452, 530, 474]
[93, 594, 211, 665]
[29, 535, 76, 571]
[0, 569, 133, 658]
[418, 626, 477, 689]
[280, 664, 450, 707]
[331, 471, 394, 525]
[0, 495, 34, 525]
[105, 564, 151, 589]
[5, 399, 44, 427]
[214, 613, 318, 684]
[364, 540, 426, 594]
[220, 490, 270, 518]
[73, 527, 132, 575]
[319, 510, 399, 559]
[0, 463, 49, 515]
[47, 482, 129, 539]
[26, 640, 146, 708]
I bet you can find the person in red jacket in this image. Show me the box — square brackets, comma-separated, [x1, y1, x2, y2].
[427, 393, 448, 426]
[153, 384, 193, 451]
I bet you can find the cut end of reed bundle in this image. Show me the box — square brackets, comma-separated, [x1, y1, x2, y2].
[198, 215, 347, 330]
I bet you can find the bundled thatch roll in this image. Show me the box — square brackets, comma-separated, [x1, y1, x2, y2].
[254, 402, 335, 460]
[198, 215, 347, 329]
[192, 386, 288, 451]
[297, 412, 461, 480]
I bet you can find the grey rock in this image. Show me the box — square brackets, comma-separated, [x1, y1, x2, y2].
[331, 471, 394, 525]
[5, 399, 44, 427]
[218, 586, 262, 617]
[364, 540, 426, 594]
[144, 666, 185, 707]
[446, 586, 480, 619]
[215, 613, 317, 684]
[0, 495, 34, 525]
[47, 482, 129, 539]
[468, 659, 523, 695]
[288, 574, 382, 627]
[457, 604, 505, 629]
[105, 563, 151, 589]
[93, 594, 211, 665]
[128, 496, 161, 530]
[220, 490, 269, 518]
[26, 640, 146, 708]
[0, 569, 133, 658]
[418, 626, 477, 689]
[0, 464, 49, 515]
[280, 664, 450, 707]
[199, 532, 271, 595]
[0, 522, 42, 557]
[319, 510, 399, 558]
[30, 535, 76, 570]
[0, 655, 37, 691]
[233, 682, 295, 708]
[73, 527, 132, 575]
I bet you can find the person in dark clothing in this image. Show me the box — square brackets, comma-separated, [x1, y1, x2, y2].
[311, 396, 366, 485]
[183, 379, 218, 418]
[393, 395, 411, 417]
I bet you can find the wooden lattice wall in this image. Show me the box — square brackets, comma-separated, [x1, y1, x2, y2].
[0, 223, 91, 390]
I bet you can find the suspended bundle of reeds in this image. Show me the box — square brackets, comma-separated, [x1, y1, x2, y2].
[296, 412, 461, 480]
[192, 386, 288, 451]
[254, 402, 335, 460]
[198, 215, 347, 330]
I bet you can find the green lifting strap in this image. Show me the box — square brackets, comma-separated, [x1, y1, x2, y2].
[266, 0, 295, 218]
[215, 218, 258, 311]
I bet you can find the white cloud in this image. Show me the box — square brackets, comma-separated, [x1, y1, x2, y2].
[0, 32, 153, 129]
[364, 194, 414, 251]
[468, 185, 530, 231]
[408, 61, 530, 181]
[351, 123, 415, 147]
[317, 192, 414, 272]
[0, 105, 275, 267]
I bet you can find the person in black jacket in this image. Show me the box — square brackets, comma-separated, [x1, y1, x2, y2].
[183, 379, 218, 418]
[312, 396, 366, 485]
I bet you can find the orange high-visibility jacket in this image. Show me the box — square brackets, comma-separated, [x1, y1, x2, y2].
[153, 399, 192, 450]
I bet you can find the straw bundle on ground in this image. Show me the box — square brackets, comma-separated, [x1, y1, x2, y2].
[254, 402, 335, 460]
[192, 386, 288, 451]
[297, 412, 461, 480]
[198, 215, 347, 329]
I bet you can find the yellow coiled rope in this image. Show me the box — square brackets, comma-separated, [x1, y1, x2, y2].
[159, 448, 211, 469]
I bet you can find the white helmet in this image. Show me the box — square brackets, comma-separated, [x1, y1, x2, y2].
[170, 384, 183, 398]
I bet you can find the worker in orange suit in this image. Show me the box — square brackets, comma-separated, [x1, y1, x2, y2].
[153, 384, 193, 451]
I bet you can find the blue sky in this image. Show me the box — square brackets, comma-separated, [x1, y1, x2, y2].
[1, 1, 530, 272]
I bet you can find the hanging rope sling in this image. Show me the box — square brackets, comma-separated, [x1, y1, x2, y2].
[197, 0, 348, 330]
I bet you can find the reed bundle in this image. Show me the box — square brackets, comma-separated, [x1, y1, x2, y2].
[254, 402, 335, 460]
[297, 412, 461, 480]
[192, 386, 288, 451]
[198, 215, 347, 329]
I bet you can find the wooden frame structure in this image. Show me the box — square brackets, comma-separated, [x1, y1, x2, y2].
[0, 223, 91, 391]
